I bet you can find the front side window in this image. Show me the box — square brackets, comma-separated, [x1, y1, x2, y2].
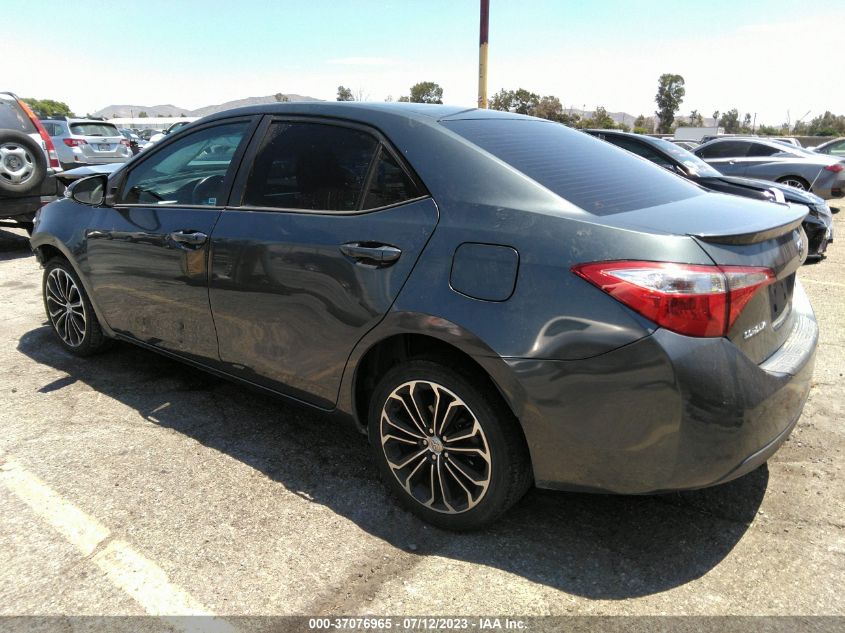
[243, 122, 379, 211]
[118, 121, 249, 206]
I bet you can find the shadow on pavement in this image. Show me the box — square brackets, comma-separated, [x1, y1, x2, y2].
[17, 326, 766, 600]
[0, 228, 33, 261]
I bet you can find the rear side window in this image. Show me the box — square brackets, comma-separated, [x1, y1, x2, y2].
[747, 143, 796, 158]
[243, 122, 379, 212]
[444, 120, 699, 215]
[70, 122, 121, 137]
[363, 148, 421, 209]
[0, 95, 36, 133]
[42, 122, 64, 136]
[696, 141, 752, 159]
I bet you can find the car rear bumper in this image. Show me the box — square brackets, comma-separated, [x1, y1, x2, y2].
[504, 281, 817, 494]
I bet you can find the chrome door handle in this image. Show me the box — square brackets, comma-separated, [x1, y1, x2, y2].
[340, 242, 402, 265]
[169, 230, 208, 248]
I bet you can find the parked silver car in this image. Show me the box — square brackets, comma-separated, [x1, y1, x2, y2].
[41, 119, 132, 170]
[807, 137, 845, 158]
[694, 137, 845, 198]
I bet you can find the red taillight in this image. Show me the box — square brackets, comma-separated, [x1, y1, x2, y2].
[571, 261, 775, 337]
[825, 163, 844, 173]
[63, 138, 88, 147]
[16, 99, 61, 169]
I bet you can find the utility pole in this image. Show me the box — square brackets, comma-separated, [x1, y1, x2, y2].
[478, 0, 489, 108]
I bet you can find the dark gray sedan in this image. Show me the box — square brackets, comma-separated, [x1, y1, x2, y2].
[30, 103, 817, 529]
[694, 137, 845, 198]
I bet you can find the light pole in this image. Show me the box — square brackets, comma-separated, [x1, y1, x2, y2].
[478, 0, 489, 108]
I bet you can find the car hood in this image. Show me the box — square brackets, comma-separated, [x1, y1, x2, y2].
[55, 162, 126, 187]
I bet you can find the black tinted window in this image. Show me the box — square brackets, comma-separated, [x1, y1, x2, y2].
[748, 143, 784, 157]
[119, 122, 248, 206]
[0, 95, 36, 133]
[243, 122, 378, 211]
[605, 137, 674, 169]
[445, 120, 699, 214]
[696, 141, 751, 159]
[363, 148, 421, 209]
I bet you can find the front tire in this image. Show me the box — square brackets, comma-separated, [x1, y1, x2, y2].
[368, 359, 532, 530]
[42, 258, 110, 356]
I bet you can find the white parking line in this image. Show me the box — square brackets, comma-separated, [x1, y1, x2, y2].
[0, 460, 237, 633]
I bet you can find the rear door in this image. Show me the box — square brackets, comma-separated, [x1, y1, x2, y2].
[209, 117, 438, 408]
[82, 117, 257, 362]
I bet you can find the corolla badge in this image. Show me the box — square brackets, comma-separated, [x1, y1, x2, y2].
[743, 320, 767, 340]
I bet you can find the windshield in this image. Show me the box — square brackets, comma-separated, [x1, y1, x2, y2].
[648, 137, 722, 177]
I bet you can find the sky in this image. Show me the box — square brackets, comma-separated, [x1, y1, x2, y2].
[5, 0, 844, 125]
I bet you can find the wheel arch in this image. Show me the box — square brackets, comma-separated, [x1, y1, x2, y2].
[31, 235, 115, 338]
[338, 313, 530, 437]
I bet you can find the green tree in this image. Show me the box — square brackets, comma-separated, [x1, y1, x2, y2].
[22, 98, 73, 118]
[806, 111, 845, 136]
[409, 81, 443, 104]
[489, 88, 539, 115]
[719, 109, 741, 133]
[337, 86, 354, 101]
[688, 109, 704, 126]
[138, 111, 148, 118]
[740, 112, 753, 133]
[397, 96, 410, 102]
[532, 95, 563, 121]
[654, 73, 685, 133]
[588, 106, 616, 129]
[274, 93, 290, 103]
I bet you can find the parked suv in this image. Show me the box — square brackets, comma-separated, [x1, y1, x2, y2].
[0, 92, 61, 233]
[41, 118, 132, 170]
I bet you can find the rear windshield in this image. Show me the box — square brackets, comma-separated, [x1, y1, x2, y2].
[70, 122, 121, 137]
[0, 95, 36, 133]
[443, 119, 701, 214]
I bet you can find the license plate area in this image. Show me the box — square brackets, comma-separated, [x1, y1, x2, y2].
[769, 274, 795, 326]
[97, 144, 111, 151]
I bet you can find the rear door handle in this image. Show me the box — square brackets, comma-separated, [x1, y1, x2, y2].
[169, 230, 208, 248]
[340, 242, 402, 265]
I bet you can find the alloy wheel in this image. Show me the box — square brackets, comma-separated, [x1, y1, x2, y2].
[45, 268, 87, 347]
[380, 380, 492, 514]
[0, 142, 36, 186]
[781, 178, 807, 190]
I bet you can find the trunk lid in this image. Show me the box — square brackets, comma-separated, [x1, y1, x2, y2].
[604, 192, 808, 364]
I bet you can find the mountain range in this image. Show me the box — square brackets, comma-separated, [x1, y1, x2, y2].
[91, 94, 322, 119]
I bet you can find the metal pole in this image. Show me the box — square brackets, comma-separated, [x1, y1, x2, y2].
[478, 0, 489, 108]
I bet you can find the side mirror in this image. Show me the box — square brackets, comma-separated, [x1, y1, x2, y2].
[68, 174, 108, 206]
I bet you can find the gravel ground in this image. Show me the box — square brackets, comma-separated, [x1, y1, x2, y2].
[0, 211, 842, 625]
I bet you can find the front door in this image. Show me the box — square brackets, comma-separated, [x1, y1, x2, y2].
[81, 118, 255, 362]
[209, 119, 438, 407]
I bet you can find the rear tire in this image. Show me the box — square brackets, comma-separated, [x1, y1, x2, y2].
[776, 176, 810, 191]
[42, 257, 110, 356]
[368, 359, 532, 530]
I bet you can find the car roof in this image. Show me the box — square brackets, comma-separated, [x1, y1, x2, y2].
[195, 101, 537, 127]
